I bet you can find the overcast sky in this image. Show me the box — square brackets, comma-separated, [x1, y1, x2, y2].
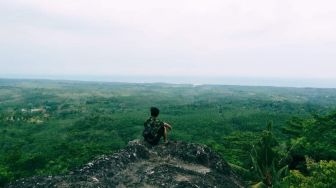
[0, 0, 336, 80]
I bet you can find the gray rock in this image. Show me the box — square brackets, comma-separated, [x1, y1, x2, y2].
[6, 140, 244, 188]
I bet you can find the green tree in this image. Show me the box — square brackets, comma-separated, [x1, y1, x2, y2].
[250, 123, 288, 187]
[283, 112, 336, 171]
[283, 158, 336, 188]
[0, 164, 13, 187]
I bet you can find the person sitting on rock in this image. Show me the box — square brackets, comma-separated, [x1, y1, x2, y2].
[143, 107, 172, 145]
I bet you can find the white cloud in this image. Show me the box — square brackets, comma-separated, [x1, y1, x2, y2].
[0, 0, 336, 79]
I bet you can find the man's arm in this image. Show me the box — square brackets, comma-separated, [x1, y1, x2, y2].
[164, 122, 172, 130]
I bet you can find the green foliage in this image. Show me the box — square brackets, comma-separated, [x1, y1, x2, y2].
[284, 113, 336, 167]
[283, 158, 336, 188]
[250, 123, 288, 187]
[279, 113, 336, 187]
[229, 163, 251, 183]
[303, 113, 336, 160]
[220, 131, 260, 166]
[1, 79, 336, 186]
[0, 164, 13, 187]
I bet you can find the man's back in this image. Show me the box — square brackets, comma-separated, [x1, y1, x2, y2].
[144, 117, 164, 137]
[143, 107, 172, 145]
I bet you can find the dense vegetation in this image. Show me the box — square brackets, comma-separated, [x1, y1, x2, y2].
[0, 79, 335, 187]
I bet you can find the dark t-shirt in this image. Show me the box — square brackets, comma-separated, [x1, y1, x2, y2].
[143, 117, 165, 145]
[144, 117, 164, 136]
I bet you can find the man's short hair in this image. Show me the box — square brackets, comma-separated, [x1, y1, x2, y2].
[150, 107, 160, 117]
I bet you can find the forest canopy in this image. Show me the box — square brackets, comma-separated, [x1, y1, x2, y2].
[0, 79, 335, 187]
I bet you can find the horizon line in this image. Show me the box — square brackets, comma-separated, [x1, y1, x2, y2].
[1, 75, 336, 89]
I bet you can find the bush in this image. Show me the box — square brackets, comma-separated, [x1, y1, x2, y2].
[283, 158, 336, 188]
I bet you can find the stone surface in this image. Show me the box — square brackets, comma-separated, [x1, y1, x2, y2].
[6, 140, 244, 188]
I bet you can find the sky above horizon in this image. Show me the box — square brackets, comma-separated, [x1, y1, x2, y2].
[0, 0, 336, 79]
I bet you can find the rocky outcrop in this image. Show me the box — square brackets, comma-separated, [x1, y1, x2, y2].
[6, 140, 244, 188]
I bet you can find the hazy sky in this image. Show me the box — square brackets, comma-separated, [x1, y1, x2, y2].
[0, 0, 336, 79]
